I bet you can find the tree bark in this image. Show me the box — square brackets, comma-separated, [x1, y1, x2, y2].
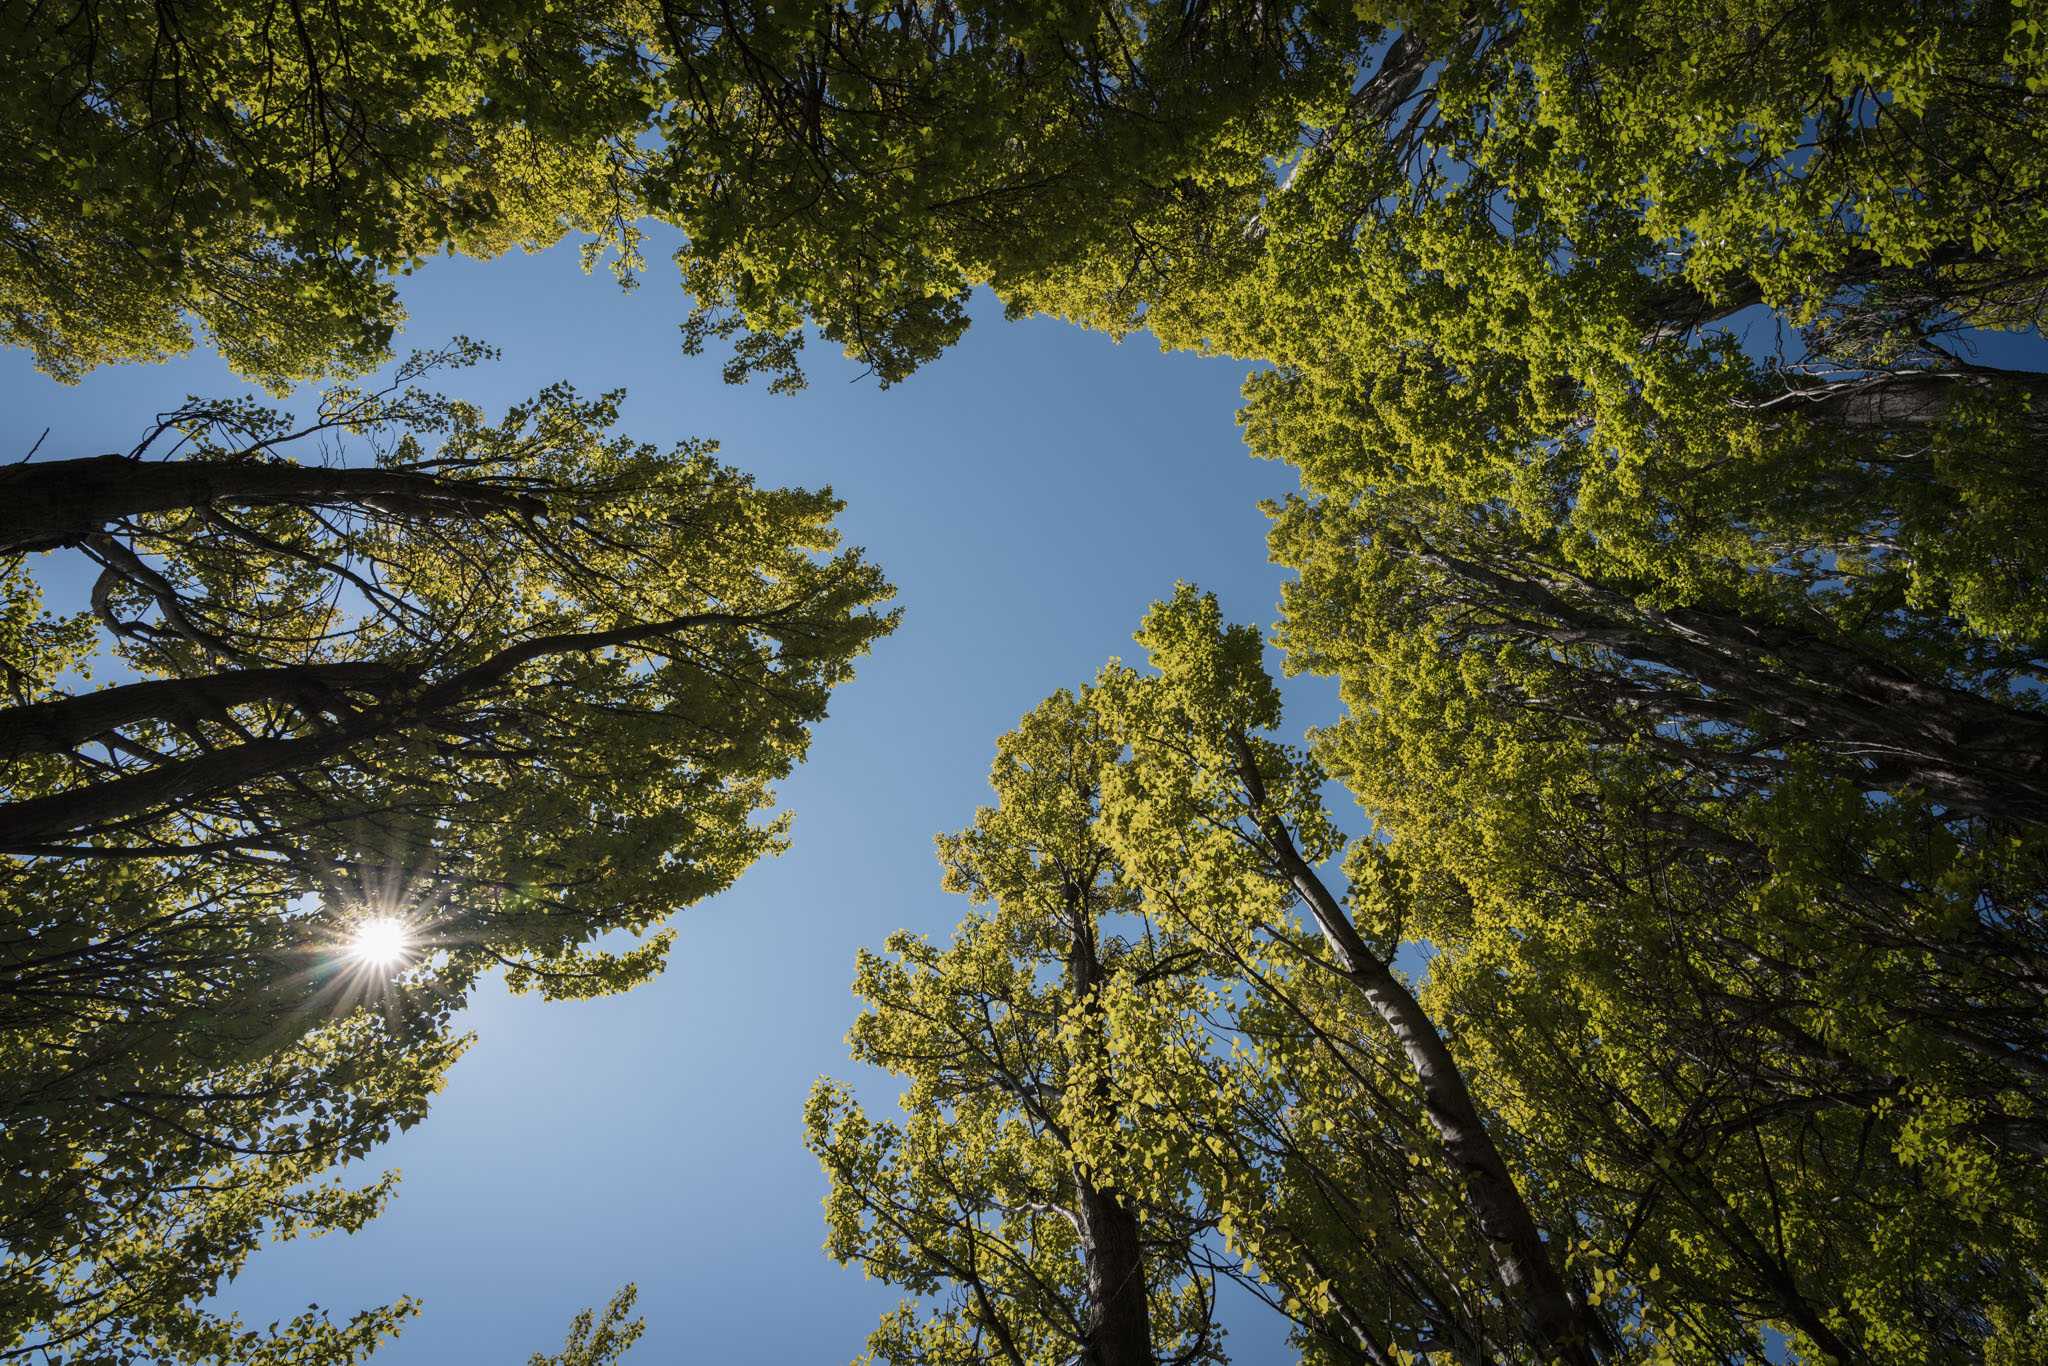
[1073, 1172, 1154, 1366]
[1065, 892, 1156, 1366]
[1232, 738, 1604, 1365]
[1743, 366, 2048, 428]
[0, 612, 756, 850]
[0, 454, 546, 554]
[0, 727, 360, 850]
[0, 663, 404, 760]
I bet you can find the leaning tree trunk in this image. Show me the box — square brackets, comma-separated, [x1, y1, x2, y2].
[1418, 546, 2048, 826]
[0, 453, 543, 554]
[1232, 739, 1606, 1366]
[0, 663, 404, 761]
[0, 613, 753, 850]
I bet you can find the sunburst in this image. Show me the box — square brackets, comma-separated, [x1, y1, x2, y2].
[347, 915, 413, 968]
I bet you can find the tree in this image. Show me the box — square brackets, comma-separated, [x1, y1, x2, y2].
[531, 1285, 645, 1366]
[1090, 589, 1608, 1365]
[0, 344, 896, 1360]
[1182, 14, 2048, 1352]
[1277, 499, 2048, 1360]
[0, 0, 653, 390]
[8, 4, 2042, 401]
[818, 600, 1617, 1365]
[1, 750, 482, 1355]
[827, 587, 2048, 1362]
[976, 2, 2048, 810]
[995, 4, 2048, 847]
[1035, 24, 2048, 1356]
[1020, 2, 2048, 383]
[809, 693, 1225, 1366]
[0, 0, 1355, 390]
[1005, 16, 2048, 1353]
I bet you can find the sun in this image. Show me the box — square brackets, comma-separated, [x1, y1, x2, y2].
[348, 916, 412, 967]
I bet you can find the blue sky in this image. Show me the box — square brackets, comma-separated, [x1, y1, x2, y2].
[2, 229, 1344, 1362]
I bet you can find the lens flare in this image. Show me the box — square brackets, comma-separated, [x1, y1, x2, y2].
[349, 916, 412, 967]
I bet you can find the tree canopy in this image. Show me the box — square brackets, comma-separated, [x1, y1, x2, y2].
[10, 2, 2040, 397]
[0, 345, 894, 1361]
[0, 0, 1350, 389]
[5, 2, 2046, 1361]
[817, 593, 1606, 1365]
[821, 586, 2048, 1363]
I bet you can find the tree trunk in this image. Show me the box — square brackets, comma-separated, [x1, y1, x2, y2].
[0, 454, 545, 554]
[0, 727, 361, 850]
[1073, 1171, 1155, 1366]
[1419, 546, 2048, 824]
[0, 613, 750, 850]
[1745, 366, 2048, 429]
[0, 663, 404, 760]
[1064, 893, 1156, 1366]
[1233, 739, 1604, 1365]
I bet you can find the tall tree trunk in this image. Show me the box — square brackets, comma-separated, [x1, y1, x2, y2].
[0, 663, 403, 760]
[1232, 739, 1604, 1366]
[1073, 1171, 1154, 1366]
[1065, 894, 1155, 1366]
[0, 613, 751, 850]
[0, 454, 544, 554]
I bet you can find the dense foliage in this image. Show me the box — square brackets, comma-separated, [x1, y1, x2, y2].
[810, 8, 2048, 1360]
[0, 0, 1352, 390]
[814, 597, 1602, 1365]
[0, 345, 894, 1361]
[824, 585, 2048, 1363]
[11, 2, 2041, 395]
[4, 1, 2045, 1362]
